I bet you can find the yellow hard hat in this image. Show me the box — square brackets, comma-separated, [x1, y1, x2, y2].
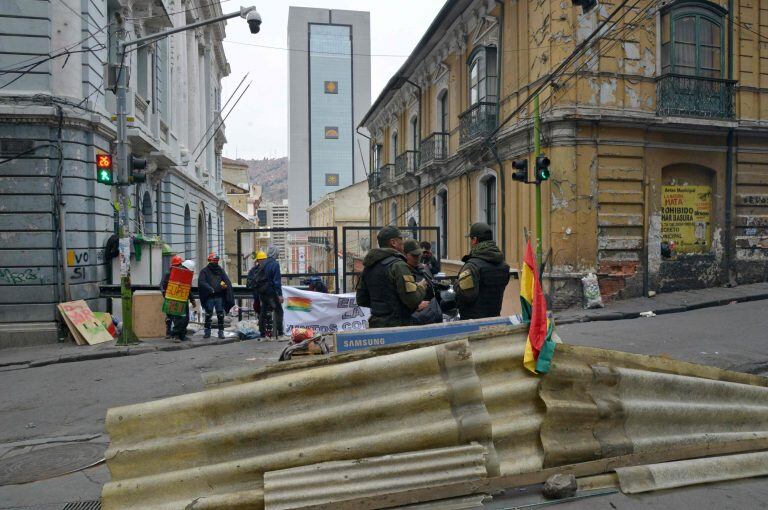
[256, 250, 267, 261]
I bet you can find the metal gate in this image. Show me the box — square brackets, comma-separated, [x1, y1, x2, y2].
[341, 226, 440, 293]
[236, 227, 339, 293]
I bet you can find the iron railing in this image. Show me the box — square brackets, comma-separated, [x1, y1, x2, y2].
[420, 132, 449, 167]
[380, 164, 395, 184]
[459, 102, 497, 145]
[656, 74, 735, 119]
[395, 150, 419, 178]
[368, 171, 380, 189]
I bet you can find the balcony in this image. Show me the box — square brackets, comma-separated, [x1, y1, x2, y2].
[459, 102, 497, 145]
[380, 164, 395, 185]
[368, 171, 380, 189]
[420, 132, 449, 168]
[395, 150, 419, 178]
[656, 74, 735, 120]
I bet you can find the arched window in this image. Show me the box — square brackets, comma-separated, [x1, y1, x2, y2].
[207, 213, 213, 254]
[407, 216, 418, 240]
[390, 131, 398, 162]
[478, 172, 498, 240]
[376, 204, 384, 226]
[409, 115, 419, 151]
[661, 2, 725, 78]
[468, 46, 498, 105]
[390, 201, 398, 226]
[436, 187, 448, 258]
[141, 191, 153, 236]
[184, 206, 192, 259]
[438, 90, 449, 132]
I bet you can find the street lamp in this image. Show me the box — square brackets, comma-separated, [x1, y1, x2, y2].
[114, 6, 261, 344]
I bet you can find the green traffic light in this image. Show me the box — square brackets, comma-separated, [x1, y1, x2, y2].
[97, 169, 113, 184]
[538, 168, 550, 181]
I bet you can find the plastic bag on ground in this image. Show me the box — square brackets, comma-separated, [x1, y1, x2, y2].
[582, 272, 604, 309]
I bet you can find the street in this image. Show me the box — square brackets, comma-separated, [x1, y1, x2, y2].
[0, 300, 767, 508]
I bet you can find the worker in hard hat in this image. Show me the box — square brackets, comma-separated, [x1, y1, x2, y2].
[246, 251, 268, 333]
[198, 252, 234, 338]
[161, 255, 184, 339]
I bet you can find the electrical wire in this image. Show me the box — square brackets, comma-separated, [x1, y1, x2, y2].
[0, 45, 105, 91]
[54, 0, 103, 32]
[188, 73, 249, 157]
[125, 0, 236, 22]
[193, 81, 253, 163]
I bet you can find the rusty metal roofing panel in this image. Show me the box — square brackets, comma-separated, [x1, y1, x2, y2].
[469, 332, 546, 476]
[263, 443, 490, 510]
[101, 340, 498, 510]
[615, 451, 768, 494]
[540, 345, 768, 468]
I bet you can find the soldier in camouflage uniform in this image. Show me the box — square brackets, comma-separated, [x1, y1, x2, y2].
[454, 222, 510, 320]
[356, 226, 427, 328]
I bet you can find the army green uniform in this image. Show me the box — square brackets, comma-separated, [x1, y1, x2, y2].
[454, 240, 510, 319]
[357, 248, 426, 328]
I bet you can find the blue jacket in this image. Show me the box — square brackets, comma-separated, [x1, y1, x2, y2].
[262, 257, 282, 296]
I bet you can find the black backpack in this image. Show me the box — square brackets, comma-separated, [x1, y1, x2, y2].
[250, 263, 272, 295]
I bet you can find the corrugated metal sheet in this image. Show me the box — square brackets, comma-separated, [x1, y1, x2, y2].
[615, 451, 768, 494]
[540, 344, 768, 468]
[102, 326, 768, 509]
[101, 340, 498, 510]
[263, 443, 490, 510]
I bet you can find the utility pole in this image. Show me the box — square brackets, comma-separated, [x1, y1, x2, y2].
[113, 6, 260, 345]
[533, 95, 543, 269]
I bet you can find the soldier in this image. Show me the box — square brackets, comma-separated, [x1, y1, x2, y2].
[356, 226, 427, 328]
[454, 222, 510, 319]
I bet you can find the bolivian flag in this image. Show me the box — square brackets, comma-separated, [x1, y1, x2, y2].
[520, 240, 556, 374]
[286, 297, 312, 312]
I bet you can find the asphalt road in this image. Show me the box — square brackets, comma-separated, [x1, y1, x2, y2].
[1, 300, 767, 509]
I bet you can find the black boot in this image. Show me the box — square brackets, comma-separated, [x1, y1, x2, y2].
[217, 313, 225, 339]
[204, 312, 212, 338]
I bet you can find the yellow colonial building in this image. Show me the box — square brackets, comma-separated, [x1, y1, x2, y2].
[361, 0, 768, 308]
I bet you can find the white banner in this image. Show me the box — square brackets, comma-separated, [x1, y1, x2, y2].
[282, 286, 370, 334]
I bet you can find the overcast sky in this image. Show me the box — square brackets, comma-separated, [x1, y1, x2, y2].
[220, 0, 445, 160]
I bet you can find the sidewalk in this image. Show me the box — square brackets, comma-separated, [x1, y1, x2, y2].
[554, 281, 768, 324]
[2, 282, 767, 371]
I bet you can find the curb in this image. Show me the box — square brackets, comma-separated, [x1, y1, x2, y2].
[19, 336, 275, 370]
[555, 290, 768, 325]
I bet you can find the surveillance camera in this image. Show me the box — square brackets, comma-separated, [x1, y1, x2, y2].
[246, 10, 262, 34]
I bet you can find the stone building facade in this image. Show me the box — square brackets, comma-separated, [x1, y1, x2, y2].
[361, 0, 768, 309]
[0, 0, 230, 345]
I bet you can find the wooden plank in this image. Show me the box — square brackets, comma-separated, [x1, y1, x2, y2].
[57, 300, 113, 345]
[300, 439, 768, 510]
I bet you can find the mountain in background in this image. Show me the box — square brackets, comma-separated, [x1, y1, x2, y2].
[240, 157, 288, 202]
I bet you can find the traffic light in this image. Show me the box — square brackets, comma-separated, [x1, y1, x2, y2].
[511, 159, 528, 183]
[128, 154, 147, 184]
[535, 155, 551, 183]
[96, 153, 113, 185]
[572, 0, 597, 13]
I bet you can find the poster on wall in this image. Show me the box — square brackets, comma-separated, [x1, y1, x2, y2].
[661, 185, 712, 253]
[282, 286, 370, 335]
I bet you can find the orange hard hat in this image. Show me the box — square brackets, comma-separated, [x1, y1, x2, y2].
[171, 255, 183, 266]
[207, 252, 220, 262]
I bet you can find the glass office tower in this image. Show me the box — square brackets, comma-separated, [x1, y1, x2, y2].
[287, 8, 371, 227]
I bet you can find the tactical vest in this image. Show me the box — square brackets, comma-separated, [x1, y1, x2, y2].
[459, 257, 510, 319]
[362, 256, 413, 327]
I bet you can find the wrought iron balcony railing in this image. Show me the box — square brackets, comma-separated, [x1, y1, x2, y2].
[458, 102, 497, 145]
[656, 74, 735, 120]
[395, 150, 419, 178]
[420, 132, 449, 167]
[380, 164, 395, 184]
[367, 171, 380, 189]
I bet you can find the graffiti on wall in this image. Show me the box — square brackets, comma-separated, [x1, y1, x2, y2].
[0, 268, 41, 284]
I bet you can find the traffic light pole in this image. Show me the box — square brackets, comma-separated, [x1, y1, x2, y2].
[533, 95, 543, 268]
[113, 7, 256, 345]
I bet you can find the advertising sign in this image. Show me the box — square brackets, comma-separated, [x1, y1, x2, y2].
[661, 185, 711, 253]
[282, 286, 370, 335]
